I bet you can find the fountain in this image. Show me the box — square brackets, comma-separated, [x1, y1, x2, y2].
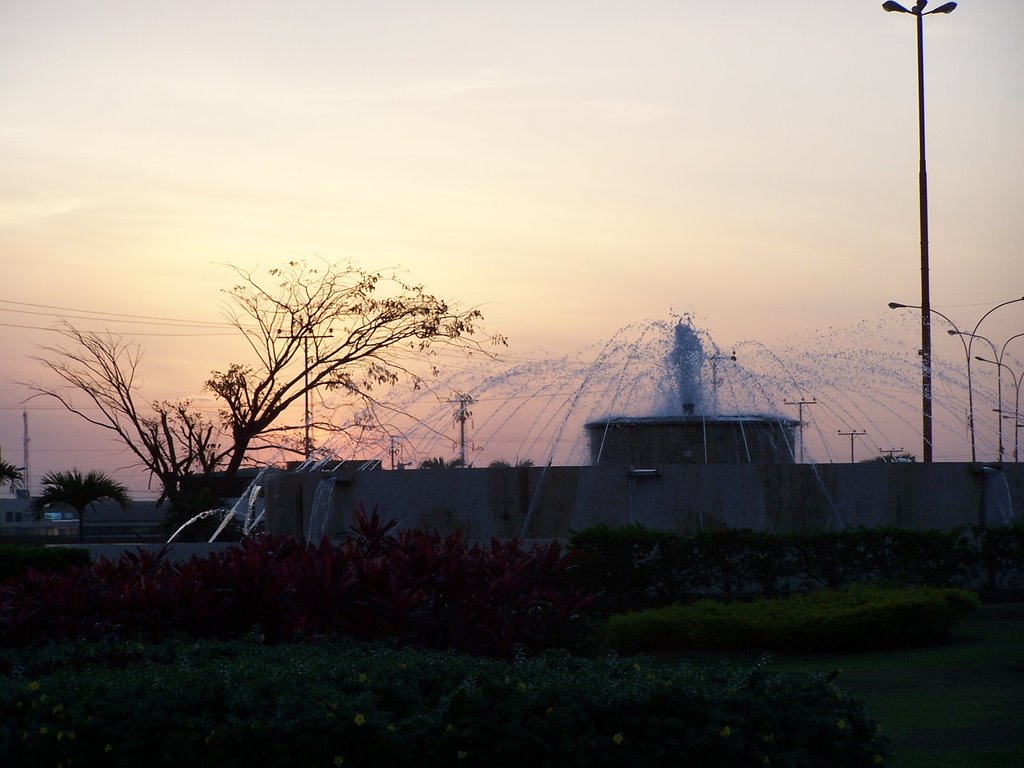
[243, 314, 1024, 540]
[585, 319, 798, 465]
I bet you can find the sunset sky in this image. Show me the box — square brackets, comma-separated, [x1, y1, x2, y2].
[2, 1, 1023, 497]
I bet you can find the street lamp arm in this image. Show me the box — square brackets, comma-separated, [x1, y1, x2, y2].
[970, 297, 1024, 339]
[999, 332, 1024, 362]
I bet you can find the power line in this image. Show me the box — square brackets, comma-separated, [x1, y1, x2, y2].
[0, 320, 237, 337]
[0, 298, 234, 327]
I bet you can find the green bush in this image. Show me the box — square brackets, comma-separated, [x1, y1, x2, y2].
[569, 524, 1021, 610]
[0, 544, 91, 582]
[976, 524, 1024, 597]
[607, 586, 979, 655]
[0, 638, 889, 768]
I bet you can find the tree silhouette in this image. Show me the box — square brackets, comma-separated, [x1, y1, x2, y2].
[0, 459, 24, 493]
[419, 457, 466, 469]
[26, 259, 503, 514]
[31, 469, 131, 543]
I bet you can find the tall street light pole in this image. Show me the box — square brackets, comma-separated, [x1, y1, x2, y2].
[888, 300, 971, 458]
[882, 0, 957, 463]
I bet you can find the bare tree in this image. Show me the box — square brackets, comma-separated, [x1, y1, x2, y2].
[26, 259, 504, 512]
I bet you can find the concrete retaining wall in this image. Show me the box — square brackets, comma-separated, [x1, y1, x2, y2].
[263, 462, 1023, 540]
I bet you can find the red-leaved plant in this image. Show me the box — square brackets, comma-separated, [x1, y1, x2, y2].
[0, 507, 595, 657]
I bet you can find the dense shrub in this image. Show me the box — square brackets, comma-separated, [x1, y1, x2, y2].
[569, 524, 1022, 610]
[606, 585, 979, 655]
[0, 639, 889, 768]
[0, 544, 91, 582]
[976, 524, 1024, 597]
[0, 511, 595, 657]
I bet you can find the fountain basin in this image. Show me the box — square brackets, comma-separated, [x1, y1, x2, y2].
[586, 415, 799, 465]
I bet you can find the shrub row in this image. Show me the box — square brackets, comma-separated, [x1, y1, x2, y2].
[0, 638, 890, 768]
[568, 524, 1024, 611]
[0, 511, 594, 657]
[0, 544, 91, 582]
[607, 585, 979, 655]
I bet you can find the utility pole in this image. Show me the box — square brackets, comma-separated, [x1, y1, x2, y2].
[450, 393, 473, 466]
[389, 437, 403, 470]
[838, 429, 867, 463]
[278, 317, 333, 459]
[22, 410, 30, 495]
[784, 398, 816, 463]
[879, 447, 905, 461]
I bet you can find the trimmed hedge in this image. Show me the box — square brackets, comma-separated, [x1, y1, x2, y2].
[0, 639, 889, 768]
[607, 585, 980, 655]
[569, 524, 1023, 611]
[0, 544, 91, 582]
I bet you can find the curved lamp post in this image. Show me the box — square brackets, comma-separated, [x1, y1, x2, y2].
[882, 0, 957, 462]
[891, 297, 1024, 461]
[974, 332, 1024, 463]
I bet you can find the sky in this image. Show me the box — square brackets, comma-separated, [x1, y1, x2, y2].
[1, 1, 1023, 497]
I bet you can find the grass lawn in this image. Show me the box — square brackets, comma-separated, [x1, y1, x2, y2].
[673, 602, 1024, 768]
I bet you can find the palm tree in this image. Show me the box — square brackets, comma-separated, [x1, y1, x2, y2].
[418, 457, 466, 469]
[31, 469, 131, 543]
[0, 459, 24, 493]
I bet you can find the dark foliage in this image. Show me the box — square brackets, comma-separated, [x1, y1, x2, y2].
[0, 509, 594, 657]
[569, 523, 1024, 611]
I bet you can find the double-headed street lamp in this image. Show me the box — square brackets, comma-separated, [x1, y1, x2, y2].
[946, 299, 1024, 459]
[974, 332, 1024, 463]
[882, 0, 957, 463]
[891, 297, 1024, 461]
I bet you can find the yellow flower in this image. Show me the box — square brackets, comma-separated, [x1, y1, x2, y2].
[873, 755, 884, 765]
[334, 756, 345, 766]
[719, 726, 732, 738]
[387, 724, 397, 732]
[105, 744, 113, 753]
[358, 673, 369, 684]
[632, 663, 641, 671]
[613, 733, 624, 745]
[28, 681, 40, 691]
[52, 703, 64, 715]
[446, 723, 455, 734]
[837, 719, 847, 730]
[38, 726, 48, 736]
[516, 682, 528, 692]
[354, 714, 366, 726]
[457, 751, 468, 760]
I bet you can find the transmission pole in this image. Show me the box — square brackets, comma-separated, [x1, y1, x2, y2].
[837, 429, 867, 463]
[22, 410, 30, 495]
[783, 398, 816, 463]
[450, 394, 473, 466]
[278, 317, 333, 459]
